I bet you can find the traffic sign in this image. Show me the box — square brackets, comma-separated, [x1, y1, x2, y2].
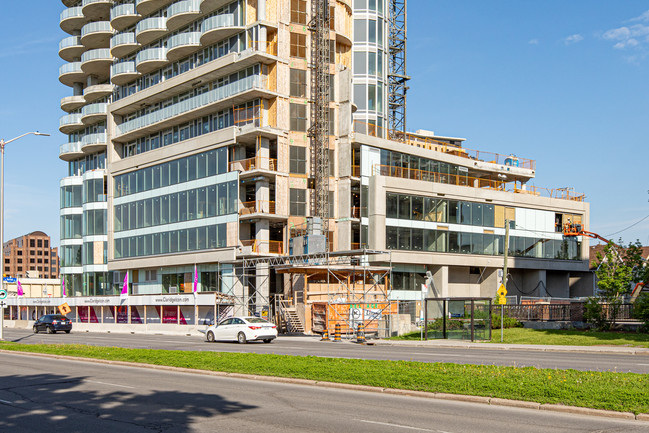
[497, 284, 507, 297]
[2, 277, 16, 283]
[497, 295, 507, 305]
[0, 289, 6, 300]
[58, 303, 72, 315]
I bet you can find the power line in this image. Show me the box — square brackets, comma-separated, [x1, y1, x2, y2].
[605, 213, 649, 238]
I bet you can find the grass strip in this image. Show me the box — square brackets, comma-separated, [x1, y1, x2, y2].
[1, 341, 647, 414]
[392, 328, 649, 348]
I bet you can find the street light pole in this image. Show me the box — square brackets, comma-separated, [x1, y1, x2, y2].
[0, 132, 49, 340]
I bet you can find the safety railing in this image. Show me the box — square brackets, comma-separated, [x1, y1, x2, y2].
[353, 120, 536, 170]
[241, 239, 284, 255]
[351, 165, 360, 177]
[119, 74, 267, 134]
[239, 200, 276, 215]
[247, 40, 278, 56]
[229, 155, 277, 172]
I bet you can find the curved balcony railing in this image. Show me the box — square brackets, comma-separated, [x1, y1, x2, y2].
[167, 0, 201, 19]
[110, 3, 140, 30]
[81, 21, 112, 38]
[60, 62, 83, 75]
[111, 61, 137, 76]
[60, 141, 84, 159]
[135, 47, 167, 64]
[59, 113, 83, 131]
[167, 31, 201, 57]
[61, 6, 84, 21]
[59, 36, 83, 51]
[118, 74, 267, 135]
[111, 31, 137, 48]
[136, 17, 167, 34]
[82, 102, 108, 117]
[202, 13, 235, 32]
[81, 48, 112, 63]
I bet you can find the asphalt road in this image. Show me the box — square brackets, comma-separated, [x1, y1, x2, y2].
[1, 352, 647, 433]
[2, 329, 649, 373]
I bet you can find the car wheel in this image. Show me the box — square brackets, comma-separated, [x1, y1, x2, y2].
[237, 332, 247, 344]
[47, 326, 55, 334]
[207, 331, 215, 342]
[64, 330, 71, 334]
[263, 339, 272, 344]
[33, 326, 38, 334]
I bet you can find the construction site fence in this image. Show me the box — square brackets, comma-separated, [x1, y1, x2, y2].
[494, 303, 636, 322]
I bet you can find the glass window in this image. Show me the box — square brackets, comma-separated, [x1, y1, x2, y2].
[290, 146, 307, 174]
[290, 68, 307, 97]
[411, 196, 423, 220]
[398, 227, 410, 250]
[449, 232, 459, 253]
[386, 226, 397, 249]
[290, 103, 307, 131]
[290, 188, 306, 216]
[368, 20, 376, 43]
[354, 51, 366, 75]
[411, 228, 423, 251]
[483, 204, 495, 227]
[290, 33, 306, 58]
[460, 202, 472, 225]
[472, 203, 483, 226]
[354, 19, 367, 43]
[290, 0, 307, 24]
[398, 195, 410, 220]
[386, 193, 398, 218]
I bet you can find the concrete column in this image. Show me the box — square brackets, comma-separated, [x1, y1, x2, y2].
[256, 179, 270, 213]
[368, 175, 386, 249]
[337, 178, 351, 250]
[430, 265, 449, 298]
[522, 269, 547, 297]
[257, 0, 266, 21]
[73, 83, 83, 96]
[257, 137, 270, 170]
[255, 219, 270, 254]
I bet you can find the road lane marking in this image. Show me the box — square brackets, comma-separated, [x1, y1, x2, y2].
[0, 399, 14, 404]
[88, 380, 135, 389]
[638, 363, 649, 366]
[354, 419, 450, 432]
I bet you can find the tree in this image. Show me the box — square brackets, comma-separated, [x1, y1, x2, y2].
[592, 241, 633, 327]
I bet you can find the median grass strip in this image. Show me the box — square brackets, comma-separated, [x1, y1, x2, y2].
[1, 341, 648, 414]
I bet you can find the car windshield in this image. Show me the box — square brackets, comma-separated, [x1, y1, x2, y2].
[246, 318, 271, 324]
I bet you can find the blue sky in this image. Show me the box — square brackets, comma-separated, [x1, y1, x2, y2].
[0, 1, 647, 247]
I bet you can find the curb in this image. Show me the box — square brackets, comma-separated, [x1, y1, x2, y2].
[372, 340, 649, 356]
[1, 349, 648, 422]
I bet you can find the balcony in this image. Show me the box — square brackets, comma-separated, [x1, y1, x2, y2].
[110, 3, 141, 31]
[111, 61, 140, 85]
[166, 0, 201, 32]
[135, 0, 174, 16]
[166, 32, 201, 61]
[81, 102, 108, 124]
[61, 95, 86, 112]
[116, 74, 269, 139]
[200, 14, 242, 46]
[83, 83, 114, 102]
[60, 141, 84, 162]
[110, 32, 139, 58]
[60, 7, 87, 34]
[80, 21, 113, 48]
[239, 201, 286, 221]
[59, 62, 87, 87]
[229, 156, 277, 173]
[81, 48, 112, 78]
[59, 113, 84, 134]
[82, 0, 112, 21]
[135, 17, 167, 45]
[59, 36, 85, 61]
[240, 239, 284, 255]
[82, 132, 107, 153]
[135, 47, 168, 73]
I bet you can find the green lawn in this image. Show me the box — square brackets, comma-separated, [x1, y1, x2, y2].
[392, 327, 649, 348]
[489, 328, 649, 347]
[1, 341, 648, 414]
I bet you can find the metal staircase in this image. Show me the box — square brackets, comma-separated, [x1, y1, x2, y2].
[275, 295, 305, 333]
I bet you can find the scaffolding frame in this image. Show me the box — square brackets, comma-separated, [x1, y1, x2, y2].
[308, 0, 331, 240]
[388, 0, 410, 139]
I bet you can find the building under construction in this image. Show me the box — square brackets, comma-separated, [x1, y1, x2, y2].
[5, 0, 592, 333]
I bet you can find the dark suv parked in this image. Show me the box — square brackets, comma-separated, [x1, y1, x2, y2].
[33, 314, 72, 334]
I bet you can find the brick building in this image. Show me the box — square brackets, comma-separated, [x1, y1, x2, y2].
[3, 231, 59, 279]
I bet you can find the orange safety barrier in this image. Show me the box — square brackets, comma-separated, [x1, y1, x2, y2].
[241, 239, 284, 255]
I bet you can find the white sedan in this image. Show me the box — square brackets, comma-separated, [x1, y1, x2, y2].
[205, 316, 277, 344]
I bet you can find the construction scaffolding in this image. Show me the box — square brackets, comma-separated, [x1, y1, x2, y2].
[388, 0, 410, 139]
[308, 0, 331, 242]
[219, 249, 395, 336]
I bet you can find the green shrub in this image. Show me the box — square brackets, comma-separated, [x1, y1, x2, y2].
[491, 313, 522, 329]
[633, 293, 649, 333]
[583, 297, 608, 331]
